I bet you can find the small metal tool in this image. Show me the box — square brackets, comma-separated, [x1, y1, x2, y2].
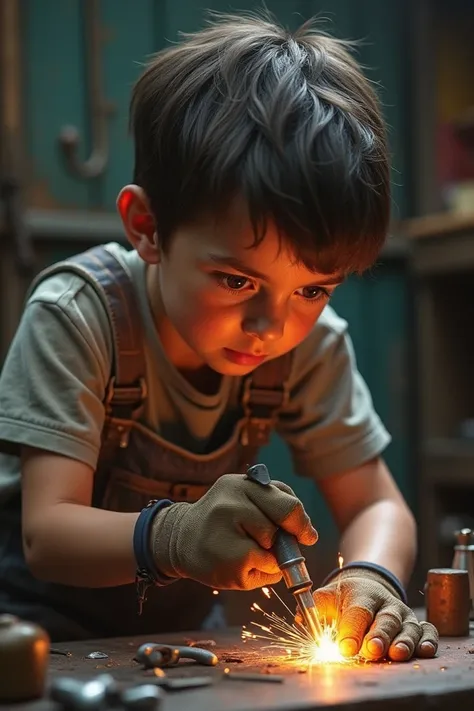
[135, 644, 180, 669]
[50, 674, 163, 711]
[246, 463, 321, 641]
[49, 674, 120, 710]
[135, 643, 218, 668]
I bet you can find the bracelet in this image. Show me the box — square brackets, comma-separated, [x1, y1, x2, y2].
[321, 561, 407, 604]
[133, 498, 175, 587]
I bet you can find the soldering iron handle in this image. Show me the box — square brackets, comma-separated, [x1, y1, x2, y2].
[272, 529, 304, 568]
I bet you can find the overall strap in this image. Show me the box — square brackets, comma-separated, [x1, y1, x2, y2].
[240, 352, 293, 463]
[29, 245, 147, 454]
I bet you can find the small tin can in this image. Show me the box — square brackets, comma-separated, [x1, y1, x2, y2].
[426, 568, 470, 637]
[0, 614, 50, 701]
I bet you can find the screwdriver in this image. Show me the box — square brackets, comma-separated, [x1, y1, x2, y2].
[246, 463, 322, 641]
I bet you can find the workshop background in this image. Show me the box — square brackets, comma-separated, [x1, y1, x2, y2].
[1, 0, 474, 607]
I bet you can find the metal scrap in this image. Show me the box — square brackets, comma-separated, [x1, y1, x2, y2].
[85, 651, 109, 659]
[50, 648, 72, 657]
[154, 676, 214, 691]
[223, 669, 284, 683]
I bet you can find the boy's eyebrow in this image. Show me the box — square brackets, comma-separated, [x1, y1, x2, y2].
[207, 253, 268, 280]
[206, 253, 344, 285]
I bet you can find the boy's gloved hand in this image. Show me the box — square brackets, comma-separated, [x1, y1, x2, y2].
[150, 473, 318, 590]
[308, 567, 439, 662]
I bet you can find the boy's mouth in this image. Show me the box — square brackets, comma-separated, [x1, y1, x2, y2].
[223, 348, 267, 367]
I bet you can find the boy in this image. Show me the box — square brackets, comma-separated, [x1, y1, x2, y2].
[0, 13, 437, 660]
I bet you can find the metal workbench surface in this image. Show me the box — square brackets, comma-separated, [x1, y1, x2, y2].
[16, 624, 474, 711]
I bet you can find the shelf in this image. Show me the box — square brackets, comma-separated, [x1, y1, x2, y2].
[0, 207, 126, 244]
[0, 208, 408, 257]
[400, 212, 474, 240]
[401, 217, 474, 275]
[423, 437, 474, 458]
[422, 438, 474, 486]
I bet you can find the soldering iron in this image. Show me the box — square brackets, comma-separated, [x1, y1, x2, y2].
[246, 463, 322, 641]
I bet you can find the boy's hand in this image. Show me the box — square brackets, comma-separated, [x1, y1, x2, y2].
[150, 473, 318, 590]
[309, 567, 438, 661]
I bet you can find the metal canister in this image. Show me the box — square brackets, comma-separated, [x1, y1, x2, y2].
[426, 568, 470, 637]
[452, 528, 474, 618]
[0, 614, 50, 701]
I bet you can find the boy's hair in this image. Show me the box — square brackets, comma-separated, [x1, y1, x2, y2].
[131, 13, 390, 276]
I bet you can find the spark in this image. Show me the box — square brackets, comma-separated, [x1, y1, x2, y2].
[213, 590, 219, 595]
[243, 587, 349, 666]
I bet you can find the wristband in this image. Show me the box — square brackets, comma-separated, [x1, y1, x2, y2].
[133, 498, 175, 587]
[321, 561, 407, 604]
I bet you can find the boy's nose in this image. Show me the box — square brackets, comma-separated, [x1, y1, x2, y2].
[242, 313, 285, 342]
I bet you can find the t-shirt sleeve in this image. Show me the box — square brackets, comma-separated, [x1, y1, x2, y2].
[0, 276, 113, 470]
[277, 306, 391, 480]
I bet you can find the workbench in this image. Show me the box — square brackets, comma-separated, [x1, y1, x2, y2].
[18, 621, 474, 711]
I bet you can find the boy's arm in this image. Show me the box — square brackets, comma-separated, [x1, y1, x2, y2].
[21, 446, 318, 591]
[318, 456, 416, 584]
[278, 311, 437, 661]
[313, 459, 437, 662]
[4, 282, 315, 593]
[21, 447, 139, 587]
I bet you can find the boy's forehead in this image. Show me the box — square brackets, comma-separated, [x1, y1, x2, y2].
[175, 208, 344, 282]
[179, 204, 288, 260]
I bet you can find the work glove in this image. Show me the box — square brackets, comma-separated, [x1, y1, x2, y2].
[150, 473, 318, 590]
[308, 567, 439, 662]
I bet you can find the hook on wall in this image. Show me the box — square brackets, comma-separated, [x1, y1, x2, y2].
[58, 0, 115, 180]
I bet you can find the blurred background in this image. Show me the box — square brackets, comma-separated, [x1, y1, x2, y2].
[1, 0, 474, 608]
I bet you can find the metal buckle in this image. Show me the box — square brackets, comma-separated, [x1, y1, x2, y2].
[168, 483, 209, 503]
[241, 377, 290, 447]
[241, 376, 290, 413]
[105, 376, 148, 407]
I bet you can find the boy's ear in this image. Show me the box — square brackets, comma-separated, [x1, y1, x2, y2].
[116, 185, 160, 263]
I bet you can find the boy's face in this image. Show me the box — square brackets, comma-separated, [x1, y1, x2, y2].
[119, 188, 343, 376]
[154, 206, 343, 376]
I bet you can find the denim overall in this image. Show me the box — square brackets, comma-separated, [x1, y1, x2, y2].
[0, 245, 292, 641]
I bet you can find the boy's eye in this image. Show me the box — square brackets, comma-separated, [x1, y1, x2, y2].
[296, 285, 329, 301]
[216, 273, 251, 291]
[225, 275, 249, 290]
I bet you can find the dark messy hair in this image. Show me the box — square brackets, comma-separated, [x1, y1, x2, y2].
[131, 12, 390, 276]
